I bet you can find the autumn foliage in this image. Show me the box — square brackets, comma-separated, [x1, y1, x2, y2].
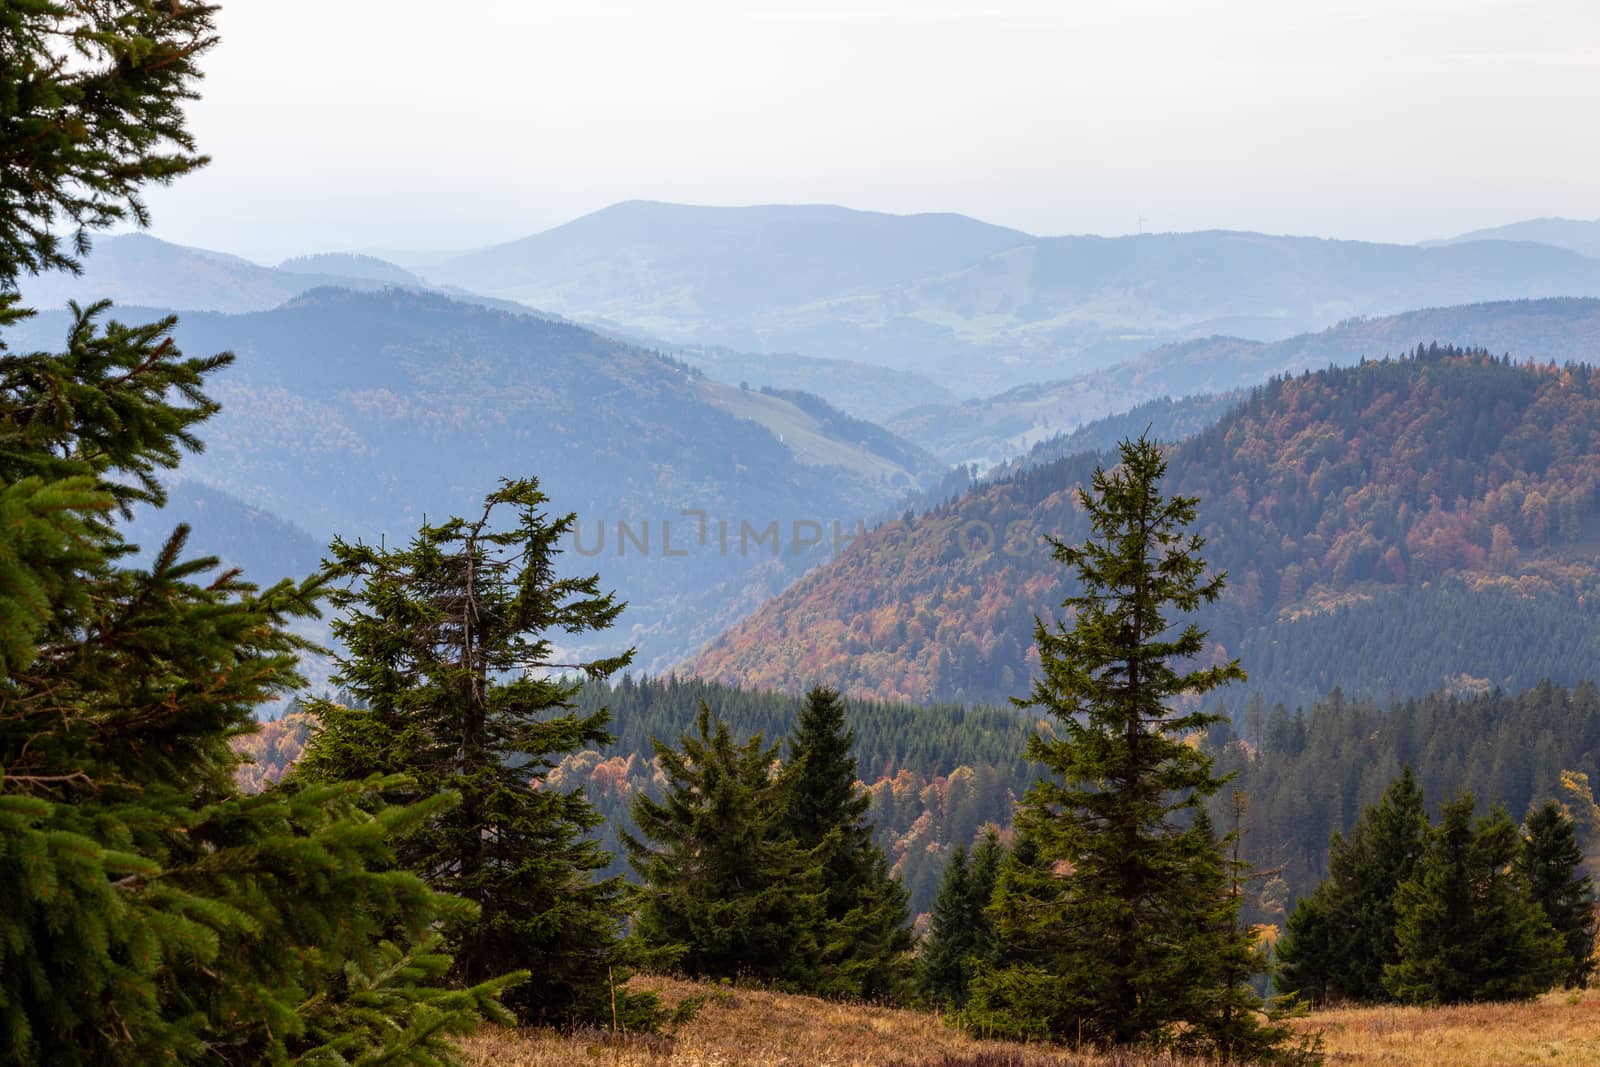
[691, 346, 1600, 706]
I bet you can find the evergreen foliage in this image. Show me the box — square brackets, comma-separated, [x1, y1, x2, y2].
[781, 686, 913, 1000]
[1283, 775, 1578, 1007]
[294, 480, 652, 1028]
[963, 436, 1293, 1060]
[0, 6, 510, 1061]
[0, 0, 215, 283]
[1384, 796, 1566, 1004]
[920, 844, 975, 1007]
[1212, 681, 1600, 926]
[1519, 801, 1598, 988]
[625, 703, 825, 987]
[1278, 768, 1428, 1004]
[572, 674, 1034, 914]
[917, 829, 1002, 1008]
[1178, 805, 1302, 1062]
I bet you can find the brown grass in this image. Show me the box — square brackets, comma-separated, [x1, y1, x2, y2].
[456, 976, 1201, 1066]
[456, 976, 1600, 1066]
[1305, 992, 1600, 1065]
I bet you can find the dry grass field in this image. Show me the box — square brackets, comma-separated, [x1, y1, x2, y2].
[456, 976, 1600, 1067]
[1306, 995, 1600, 1065]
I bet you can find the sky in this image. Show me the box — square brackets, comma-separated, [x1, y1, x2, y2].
[141, 0, 1600, 263]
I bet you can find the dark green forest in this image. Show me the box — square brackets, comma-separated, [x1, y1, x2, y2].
[565, 675, 1036, 915]
[247, 674, 1600, 926]
[530, 675, 1600, 932]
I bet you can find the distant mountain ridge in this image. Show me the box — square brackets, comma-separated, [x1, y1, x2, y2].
[15, 233, 432, 313]
[890, 298, 1600, 465]
[428, 202, 1600, 396]
[1427, 218, 1600, 260]
[276, 252, 427, 286]
[689, 345, 1600, 708]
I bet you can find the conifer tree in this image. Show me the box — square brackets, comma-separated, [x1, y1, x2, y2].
[0, 1, 214, 284]
[1384, 795, 1565, 1003]
[965, 436, 1289, 1058]
[1, 5, 513, 1061]
[918, 829, 1002, 1008]
[781, 686, 912, 1000]
[294, 480, 653, 1028]
[1519, 801, 1597, 988]
[972, 832, 1046, 957]
[625, 703, 825, 986]
[1279, 768, 1428, 1004]
[920, 844, 975, 1007]
[1177, 807, 1301, 1062]
[967, 828, 1004, 961]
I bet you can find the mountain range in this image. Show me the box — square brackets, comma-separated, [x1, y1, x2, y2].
[15, 233, 435, 313]
[20, 207, 1600, 698]
[17, 232, 956, 425]
[425, 201, 1600, 396]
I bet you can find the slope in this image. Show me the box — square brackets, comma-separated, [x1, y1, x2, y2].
[6, 288, 944, 670]
[432, 200, 1031, 328]
[632, 341, 959, 423]
[690, 346, 1600, 708]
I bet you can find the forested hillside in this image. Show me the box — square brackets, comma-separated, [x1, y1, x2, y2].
[648, 341, 958, 422]
[12, 288, 942, 669]
[121, 480, 324, 581]
[692, 346, 1600, 707]
[561, 677, 1034, 916]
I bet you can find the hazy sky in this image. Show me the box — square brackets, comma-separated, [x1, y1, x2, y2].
[141, 0, 1599, 263]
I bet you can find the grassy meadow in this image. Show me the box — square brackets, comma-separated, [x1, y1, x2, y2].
[457, 976, 1600, 1066]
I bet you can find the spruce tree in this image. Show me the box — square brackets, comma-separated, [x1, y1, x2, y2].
[1519, 801, 1597, 988]
[1384, 795, 1566, 1004]
[294, 480, 652, 1028]
[918, 829, 1002, 1008]
[2, 4, 511, 1061]
[967, 828, 1004, 964]
[625, 703, 825, 987]
[781, 686, 912, 1000]
[1279, 767, 1428, 1004]
[1176, 807, 1301, 1062]
[0, 1, 214, 283]
[965, 436, 1288, 1058]
[920, 845, 975, 1007]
